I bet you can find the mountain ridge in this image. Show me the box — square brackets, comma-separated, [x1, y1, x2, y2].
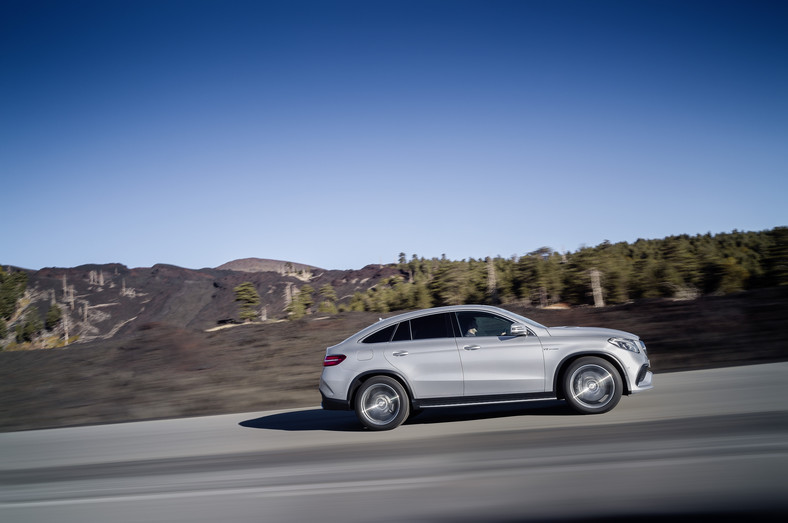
[2, 258, 401, 347]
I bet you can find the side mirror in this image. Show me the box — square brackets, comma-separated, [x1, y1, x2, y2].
[510, 323, 528, 336]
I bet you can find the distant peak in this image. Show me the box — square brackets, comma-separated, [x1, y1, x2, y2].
[216, 258, 322, 274]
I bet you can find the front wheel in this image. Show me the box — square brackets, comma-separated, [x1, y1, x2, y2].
[354, 376, 410, 430]
[563, 357, 622, 414]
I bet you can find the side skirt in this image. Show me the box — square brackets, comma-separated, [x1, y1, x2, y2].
[413, 392, 556, 409]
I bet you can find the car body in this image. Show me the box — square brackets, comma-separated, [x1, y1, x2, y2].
[320, 305, 653, 430]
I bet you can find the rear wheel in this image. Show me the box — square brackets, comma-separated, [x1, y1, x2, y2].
[354, 376, 410, 430]
[563, 357, 622, 414]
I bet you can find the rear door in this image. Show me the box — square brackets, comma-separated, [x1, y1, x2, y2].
[382, 312, 463, 398]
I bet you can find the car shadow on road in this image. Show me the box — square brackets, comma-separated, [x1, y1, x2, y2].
[240, 400, 574, 432]
[407, 399, 574, 426]
[240, 409, 362, 432]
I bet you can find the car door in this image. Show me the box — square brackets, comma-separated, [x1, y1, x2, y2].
[382, 312, 463, 398]
[455, 311, 546, 396]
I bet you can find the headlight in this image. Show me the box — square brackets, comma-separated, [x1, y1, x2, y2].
[608, 337, 640, 353]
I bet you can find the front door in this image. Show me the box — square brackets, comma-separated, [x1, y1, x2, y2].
[455, 311, 546, 395]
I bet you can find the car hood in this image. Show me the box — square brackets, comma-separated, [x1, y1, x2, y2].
[545, 326, 639, 340]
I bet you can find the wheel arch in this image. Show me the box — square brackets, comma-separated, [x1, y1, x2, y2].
[348, 370, 415, 411]
[553, 352, 630, 400]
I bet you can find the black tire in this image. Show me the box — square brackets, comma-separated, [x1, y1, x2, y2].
[563, 357, 622, 414]
[354, 376, 410, 430]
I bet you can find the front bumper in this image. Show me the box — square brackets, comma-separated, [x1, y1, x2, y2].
[631, 365, 653, 393]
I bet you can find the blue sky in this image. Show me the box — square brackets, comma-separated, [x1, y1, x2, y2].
[2, 0, 786, 271]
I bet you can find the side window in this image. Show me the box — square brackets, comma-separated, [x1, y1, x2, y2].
[410, 313, 453, 340]
[362, 324, 396, 344]
[456, 311, 514, 337]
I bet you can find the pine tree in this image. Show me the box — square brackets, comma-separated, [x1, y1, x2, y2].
[234, 282, 261, 322]
[0, 269, 27, 320]
[764, 226, 788, 286]
[287, 284, 316, 319]
[317, 284, 338, 314]
[45, 303, 63, 331]
[299, 284, 315, 311]
[16, 308, 42, 343]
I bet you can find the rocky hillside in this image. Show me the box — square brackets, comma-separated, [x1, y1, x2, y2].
[4, 260, 401, 347]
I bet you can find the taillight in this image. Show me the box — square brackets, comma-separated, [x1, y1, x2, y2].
[323, 354, 346, 367]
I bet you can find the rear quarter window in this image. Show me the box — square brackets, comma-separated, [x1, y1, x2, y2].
[362, 324, 396, 343]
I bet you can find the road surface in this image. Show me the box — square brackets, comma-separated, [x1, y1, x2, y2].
[2, 363, 787, 522]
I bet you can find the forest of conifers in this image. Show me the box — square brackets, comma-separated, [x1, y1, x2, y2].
[338, 227, 787, 314]
[3, 228, 787, 329]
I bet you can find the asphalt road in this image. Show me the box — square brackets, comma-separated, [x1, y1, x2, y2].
[2, 363, 787, 522]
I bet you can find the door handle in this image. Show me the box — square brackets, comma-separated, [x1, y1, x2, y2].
[463, 345, 481, 351]
[392, 350, 409, 357]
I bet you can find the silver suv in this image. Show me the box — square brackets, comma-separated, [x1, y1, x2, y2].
[320, 305, 653, 430]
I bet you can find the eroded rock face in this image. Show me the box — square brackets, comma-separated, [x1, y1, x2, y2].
[14, 260, 403, 345]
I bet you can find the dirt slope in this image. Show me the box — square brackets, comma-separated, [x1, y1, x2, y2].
[1, 287, 786, 432]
